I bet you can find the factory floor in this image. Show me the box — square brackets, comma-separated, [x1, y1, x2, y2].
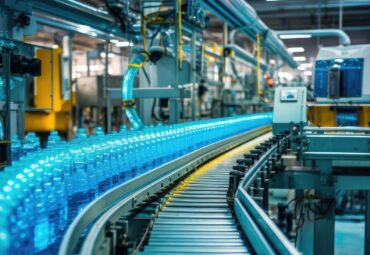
[335, 215, 365, 255]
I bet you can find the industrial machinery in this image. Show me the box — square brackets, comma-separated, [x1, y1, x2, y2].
[2, 0, 369, 255]
[24, 48, 74, 137]
[309, 44, 370, 127]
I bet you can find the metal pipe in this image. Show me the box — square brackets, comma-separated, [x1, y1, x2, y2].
[31, 0, 126, 39]
[201, 0, 297, 68]
[275, 29, 351, 46]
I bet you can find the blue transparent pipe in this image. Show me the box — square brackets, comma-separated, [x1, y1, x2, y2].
[0, 112, 272, 254]
[122, 53, 148, 130]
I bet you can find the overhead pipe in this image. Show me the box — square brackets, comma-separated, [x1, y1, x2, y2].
[200, 0, 297, 69]
[224, 44, 268, 71]
[31, 0, 127, 39]
[275, 29, 351, 46]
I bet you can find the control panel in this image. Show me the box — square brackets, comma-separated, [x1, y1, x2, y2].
[273, 86, 307, 134]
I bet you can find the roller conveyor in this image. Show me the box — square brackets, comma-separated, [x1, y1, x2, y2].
[59, 127, 299, 255]
[137, 134, 271, 255]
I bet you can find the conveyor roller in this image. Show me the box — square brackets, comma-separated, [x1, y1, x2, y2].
[138, 134, 271, 255]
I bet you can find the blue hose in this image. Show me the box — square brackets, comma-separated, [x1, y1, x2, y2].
[122, 53, 149, 130]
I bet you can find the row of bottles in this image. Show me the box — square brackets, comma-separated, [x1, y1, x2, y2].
[0, 112, 272, 254]
[11, 132, 41, 161]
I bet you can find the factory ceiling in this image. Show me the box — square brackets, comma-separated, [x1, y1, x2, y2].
[29, 0, 370, 63]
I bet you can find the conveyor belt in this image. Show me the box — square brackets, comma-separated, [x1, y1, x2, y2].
[138, 133, 271, 255]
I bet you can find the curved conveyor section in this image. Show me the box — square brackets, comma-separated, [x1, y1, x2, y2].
[138, 133, 271, 255]
[59, 124, 300, 255]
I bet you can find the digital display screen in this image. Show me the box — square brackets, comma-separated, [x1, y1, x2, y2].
[280, 89, 298, 102]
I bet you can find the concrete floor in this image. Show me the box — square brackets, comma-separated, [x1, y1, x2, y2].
[335, 216, 365, 255]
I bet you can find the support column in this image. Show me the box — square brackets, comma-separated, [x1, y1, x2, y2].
[314, 160, 335, 255]
[365, 190, 370, 255]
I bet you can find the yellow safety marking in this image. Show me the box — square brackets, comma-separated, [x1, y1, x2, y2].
[128, 62, 146, 68]
[257, 33, 262, 96]
[127, 53, 150, 68]
[162, 132, 272, 209]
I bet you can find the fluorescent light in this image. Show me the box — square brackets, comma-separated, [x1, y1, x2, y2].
[293, 56, 306, 62]
[110, 39, 119, 44]
[269, 59, 276, 65]
[288, 47, 304, 53]
[280, 34, 312, 39]
[100, 52, 115, 58]
[304, 70, 312, 76]
[116, 41, 133, 47]
[298, 66, 306, 71]
[75, 64, 104, 72]
[278, 72, 293, 81]
[300, 63, 313, 68]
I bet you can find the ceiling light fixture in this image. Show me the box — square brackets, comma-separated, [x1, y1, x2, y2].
[300, 63, 313, 68]
[293, 56, 307, 62]
[288, 47, 305, 53]
[116, 41, 133, 47]
[280, 34, 312, 39]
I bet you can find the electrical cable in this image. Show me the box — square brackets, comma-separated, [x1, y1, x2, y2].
[141, 66, 162, 121]
[287, 190, 336, 246]
[148, 11, 175, 48]
[105, 0, 127, 32]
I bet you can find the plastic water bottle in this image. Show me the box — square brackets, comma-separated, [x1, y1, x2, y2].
[95, 127, 112, 192]
[5, 164, 34, 254]
[23, 132, 40, 155]
[107, 134, 120, 186]
[30, 155, 50, 254]
[69, 146, 90, 217]
[11, 135, 22, 161]
[47, 130, 61, 148]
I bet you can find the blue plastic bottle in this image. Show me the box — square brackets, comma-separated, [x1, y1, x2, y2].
[69, 146, 90, 217]
[23, 132, 40, 155]
[11, 135, 22, 161]
[29, 156, 50, 254]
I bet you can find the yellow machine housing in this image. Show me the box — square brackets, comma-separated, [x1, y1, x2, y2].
[25, 48, 74, 133]
[308, 104, 370, 127]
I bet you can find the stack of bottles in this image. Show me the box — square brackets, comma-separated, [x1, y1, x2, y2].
[0, 112, 272, 254]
